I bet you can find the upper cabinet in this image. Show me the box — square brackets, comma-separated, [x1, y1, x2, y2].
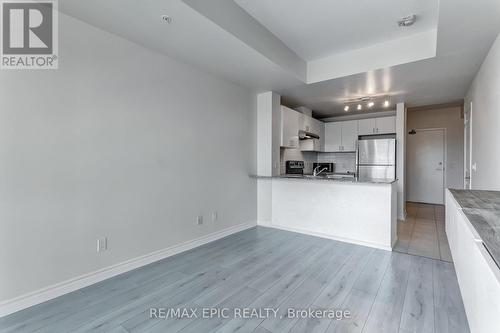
[341, 120, 358, 151]
[281, 107, 395, 152]
[299, 113, 322, 136]
[281, 106, 300, 148]
[376, 116, 396, 134]
[358, 116, 396, 135]
[324, 120, 358, 152]
[324, 122, 342, 152]
[358, 118, 376, 135]
[281, 106, 325, 151]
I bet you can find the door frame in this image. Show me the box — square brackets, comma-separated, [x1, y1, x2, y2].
[464, 101, 472, 189]
[407, 127, 447, 204]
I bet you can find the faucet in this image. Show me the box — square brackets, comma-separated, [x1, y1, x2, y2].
[313, 166, 328, 177]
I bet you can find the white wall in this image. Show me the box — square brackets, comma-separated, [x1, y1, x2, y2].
[407, 106, 465, 190]
[0, 13, 256, 303]
[465, 32, 500, 190]
[255, 92, 280, 226]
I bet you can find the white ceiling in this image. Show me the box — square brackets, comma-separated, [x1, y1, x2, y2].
[234, 0, 439, 61]
[58, 0, 500, 118]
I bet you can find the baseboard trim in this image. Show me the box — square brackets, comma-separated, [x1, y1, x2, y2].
[0, 221, 256, 318]
[267, 224, 393, 252]
[256, 219, 271, 227]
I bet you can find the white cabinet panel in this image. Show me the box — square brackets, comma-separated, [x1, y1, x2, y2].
[376, 116, 396, 134]
[299, 113, 322, 135]
[324, 121, 358, 152]
[358, 116, 396, 135]
[358, 119, 376, 135]
[281, 106, 299, 148]
[341, 120, 358, 152]
[446, 189, 500, 333]
[445, 191, 458, 252]
[324, 122, 342, 152]
[473, 240, 500, 333]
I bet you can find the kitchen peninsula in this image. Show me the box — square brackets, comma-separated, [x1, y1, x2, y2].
[255, 175, 398, 250]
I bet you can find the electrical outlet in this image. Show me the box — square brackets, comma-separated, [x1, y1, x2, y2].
[97, 237, 108, 252]
[197, 215, 203, 225]
[211, 212, 218, 222]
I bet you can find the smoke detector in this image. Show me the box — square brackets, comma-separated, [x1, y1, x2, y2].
[398, 14, 417, 27]
[161, 15, 173, 24]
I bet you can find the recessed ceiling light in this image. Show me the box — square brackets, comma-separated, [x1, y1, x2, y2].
[357, 104, 362, 111]
[368, 102, 375, 108]
[398, 14, 416, 27]
[344, 105, 350, 112]
[161, 15, 173, 23]
[384, 100, 390, 107]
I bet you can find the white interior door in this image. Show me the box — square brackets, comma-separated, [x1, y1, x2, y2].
[407, 129, 445, 204]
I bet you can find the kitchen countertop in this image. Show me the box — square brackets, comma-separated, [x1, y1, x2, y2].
[250, 174, 397, 184]
[449, 189, 500, 267]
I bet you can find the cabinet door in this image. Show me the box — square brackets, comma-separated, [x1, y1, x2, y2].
[341, 120, 358, 151]
[324, 122, 342, 152]
[376, 116, 396, 134]
[281, 107, 299, 148]
[358, 119, 376, 135]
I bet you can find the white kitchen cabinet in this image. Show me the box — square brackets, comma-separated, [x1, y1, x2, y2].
[445, 190, 500, 333]
[376, 116, 396, 134]
[324, 121, 358, 152]
[281, 106, 299, 148]
[299, 113, 323, 136]
[300, 116, 324, 152]
[445, 191, 458, 251]
[358, 118, 375, 135]
[341, 120, 358, 151]
[324, 122, 342, 152]
[358, 116, 396, 135]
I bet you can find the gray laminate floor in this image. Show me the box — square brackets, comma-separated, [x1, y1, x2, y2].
[0, 227, 469, 333]
[394, 202, 453, 262]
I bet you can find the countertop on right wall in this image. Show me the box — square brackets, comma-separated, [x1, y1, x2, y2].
[449, 189, 500, 267]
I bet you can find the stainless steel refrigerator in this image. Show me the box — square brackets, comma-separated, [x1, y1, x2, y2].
[357, 134, 396, 181]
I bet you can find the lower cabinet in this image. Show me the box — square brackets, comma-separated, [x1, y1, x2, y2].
[446, 190, 500, 332]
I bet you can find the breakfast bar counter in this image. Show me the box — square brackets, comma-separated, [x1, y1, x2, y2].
[254, 175, 398, 251]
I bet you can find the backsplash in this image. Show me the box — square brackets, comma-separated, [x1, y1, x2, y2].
[280, 148, 356, 174]
[317, 152, 356, 173]
[280, 148, 317, 174]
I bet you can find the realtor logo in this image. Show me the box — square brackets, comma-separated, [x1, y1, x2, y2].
[1, 0, 58, 69]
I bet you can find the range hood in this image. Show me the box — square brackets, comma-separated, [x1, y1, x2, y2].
[298, 130, 320, 140]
